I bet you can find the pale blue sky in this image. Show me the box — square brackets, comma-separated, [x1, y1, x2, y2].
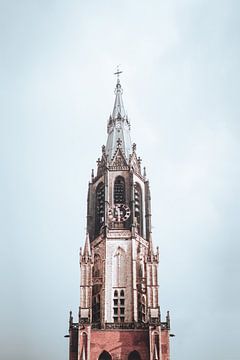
[0, 1, 240, 359]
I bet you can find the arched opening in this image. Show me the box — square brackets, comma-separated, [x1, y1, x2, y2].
[114, 176, 125, 204]
[99, 350, 112, 360]
[128, 350, 141, 360]
[95, 182, 105, 236]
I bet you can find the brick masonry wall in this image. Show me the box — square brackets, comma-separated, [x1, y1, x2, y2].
[161, 330, 170, 360]
[90, 329, 149, 360]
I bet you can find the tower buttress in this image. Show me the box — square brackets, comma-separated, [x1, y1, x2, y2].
[79, 233, 92, 323]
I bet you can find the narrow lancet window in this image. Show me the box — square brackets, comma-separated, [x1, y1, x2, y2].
[92, 285, 101, 323]
[92, 254, 102, 323]
[138, 294, 146, 322]
[95, 182, 105, 235]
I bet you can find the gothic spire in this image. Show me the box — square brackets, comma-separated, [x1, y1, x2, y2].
[112, 78, 126, 119]
[105, 77, 132, 161]
[83, 232, 91, 258]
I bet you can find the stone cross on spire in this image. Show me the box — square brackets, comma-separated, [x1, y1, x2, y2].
[112, 67, 126, 119]
[114, 64, 123, 82]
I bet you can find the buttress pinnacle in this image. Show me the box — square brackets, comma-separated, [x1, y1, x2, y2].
[83, 232, 91, 257]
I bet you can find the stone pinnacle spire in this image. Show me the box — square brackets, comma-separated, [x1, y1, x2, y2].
[105, 75, 132, 161]
[83, 232, 91, 257]
[112, 78, 126, 119]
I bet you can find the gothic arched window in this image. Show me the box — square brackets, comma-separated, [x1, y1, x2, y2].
[153, 332, 160, 358]
[95, 182, 105, 235]
[128, 350, 141, 360]
[92, 284, 101, 323]
[138, 294, 146, 322]
[99, 351, 112, 360]
[92, 254, 102, 279]
[114, 176, 125, 204]
[134, 183, 143, 236]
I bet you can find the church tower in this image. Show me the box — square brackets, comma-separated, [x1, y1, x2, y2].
[68, 76, 171, 360]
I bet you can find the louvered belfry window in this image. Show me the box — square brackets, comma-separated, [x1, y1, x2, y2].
[95, 182, 105, 235]
[134, 183, 143, 236]
[114, 176, 125, 204]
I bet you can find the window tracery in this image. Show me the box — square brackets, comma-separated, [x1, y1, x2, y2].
[113, 289, 125, 323]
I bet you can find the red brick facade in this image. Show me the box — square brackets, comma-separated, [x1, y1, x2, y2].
[69, 324, 170, 360]
[90, 330, 149, 359]
[69, 322, 170, 360]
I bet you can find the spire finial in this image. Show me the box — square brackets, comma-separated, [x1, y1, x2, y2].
[114, 64, 123, 84]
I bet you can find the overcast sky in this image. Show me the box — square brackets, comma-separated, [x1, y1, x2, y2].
[1, 0, 240, 359]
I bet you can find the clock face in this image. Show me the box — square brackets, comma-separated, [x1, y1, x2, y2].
[108, 204, 131, 222]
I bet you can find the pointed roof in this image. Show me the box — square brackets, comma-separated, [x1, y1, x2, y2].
[83, 232, 91, 257]
[105, 79, 132, 161]
[111, 143, 128, 168]
[112, 79, 126, 119]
